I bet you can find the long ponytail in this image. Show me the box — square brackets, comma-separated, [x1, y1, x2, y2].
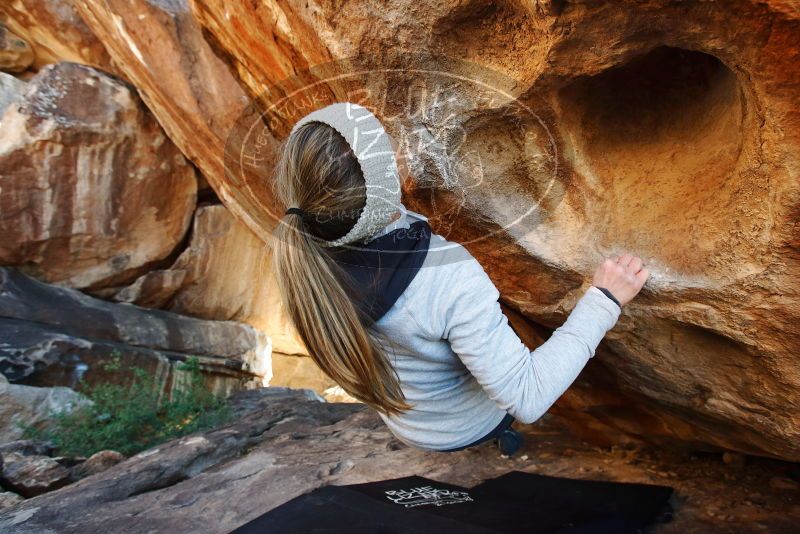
[271, 122, 411, 416]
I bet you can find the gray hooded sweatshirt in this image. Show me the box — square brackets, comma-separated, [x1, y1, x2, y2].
[365, 206, 622, 451]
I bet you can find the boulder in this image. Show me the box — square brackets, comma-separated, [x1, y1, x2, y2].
[0, 267, 272, 387]
[183, 0, 799, 461]
[70, 450, 125, 481]
[0, 25, 34, 73]
[73, 0, 277, 240]
[0, 373, 90, 444]
[0, 440, 55, 458]
[0, 61, 197, 290]
[0, 492, 23, 512]
[0, 72, 25, 116]
[0, 435, 121, 493]
[116, 205, 306, 356]
[0, 1, 113, 72]
[0, 452, 71, 498]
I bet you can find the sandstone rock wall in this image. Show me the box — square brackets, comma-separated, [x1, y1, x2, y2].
[0, 62, 197, 290]
[74, 0, 277, 239]
[115, 205, 305, 356]
[0, 25, 34, 73]
[1, 0, 798, 461]
[186, 0, 798, 461]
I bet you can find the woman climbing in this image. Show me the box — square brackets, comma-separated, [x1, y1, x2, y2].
[271, 102, 649, 455]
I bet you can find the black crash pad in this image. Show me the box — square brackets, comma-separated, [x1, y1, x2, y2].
[230, 471, 673, 534]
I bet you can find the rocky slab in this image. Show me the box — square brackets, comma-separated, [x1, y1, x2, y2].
[0, 387, 797, 533]
[0, 268, 271, 390]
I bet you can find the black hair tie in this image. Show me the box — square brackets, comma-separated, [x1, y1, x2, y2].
[285, 207, 305, 218]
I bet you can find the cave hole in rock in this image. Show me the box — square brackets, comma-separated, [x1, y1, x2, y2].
[558, 46, 747, 274]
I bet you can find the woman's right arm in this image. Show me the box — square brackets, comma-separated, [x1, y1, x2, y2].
[436, 252, 647, 424]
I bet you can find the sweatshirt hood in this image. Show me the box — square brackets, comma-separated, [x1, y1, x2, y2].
[326, 207, 431, 323]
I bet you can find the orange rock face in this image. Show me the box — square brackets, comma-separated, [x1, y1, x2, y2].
[0, 62, 197, 289]
[0, 0, 113, 72]
[51, 0, 800, 460]
[197, 0, 800, 461]
[74, 0, 277, 240]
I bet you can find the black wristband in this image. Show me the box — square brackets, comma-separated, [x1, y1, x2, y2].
[596, 287, 621, 309]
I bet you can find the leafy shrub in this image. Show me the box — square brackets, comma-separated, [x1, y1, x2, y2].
[21, 355, 233, 457]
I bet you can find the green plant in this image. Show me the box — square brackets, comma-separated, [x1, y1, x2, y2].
[21, 355, 233, 457]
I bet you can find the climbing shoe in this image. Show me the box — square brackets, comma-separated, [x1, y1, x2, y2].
[495, 428, 523, 457]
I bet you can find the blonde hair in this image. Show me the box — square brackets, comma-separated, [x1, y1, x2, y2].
[271, 122, 411, 415]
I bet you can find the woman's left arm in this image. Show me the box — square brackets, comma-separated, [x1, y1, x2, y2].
[437, 257, 621, 424]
